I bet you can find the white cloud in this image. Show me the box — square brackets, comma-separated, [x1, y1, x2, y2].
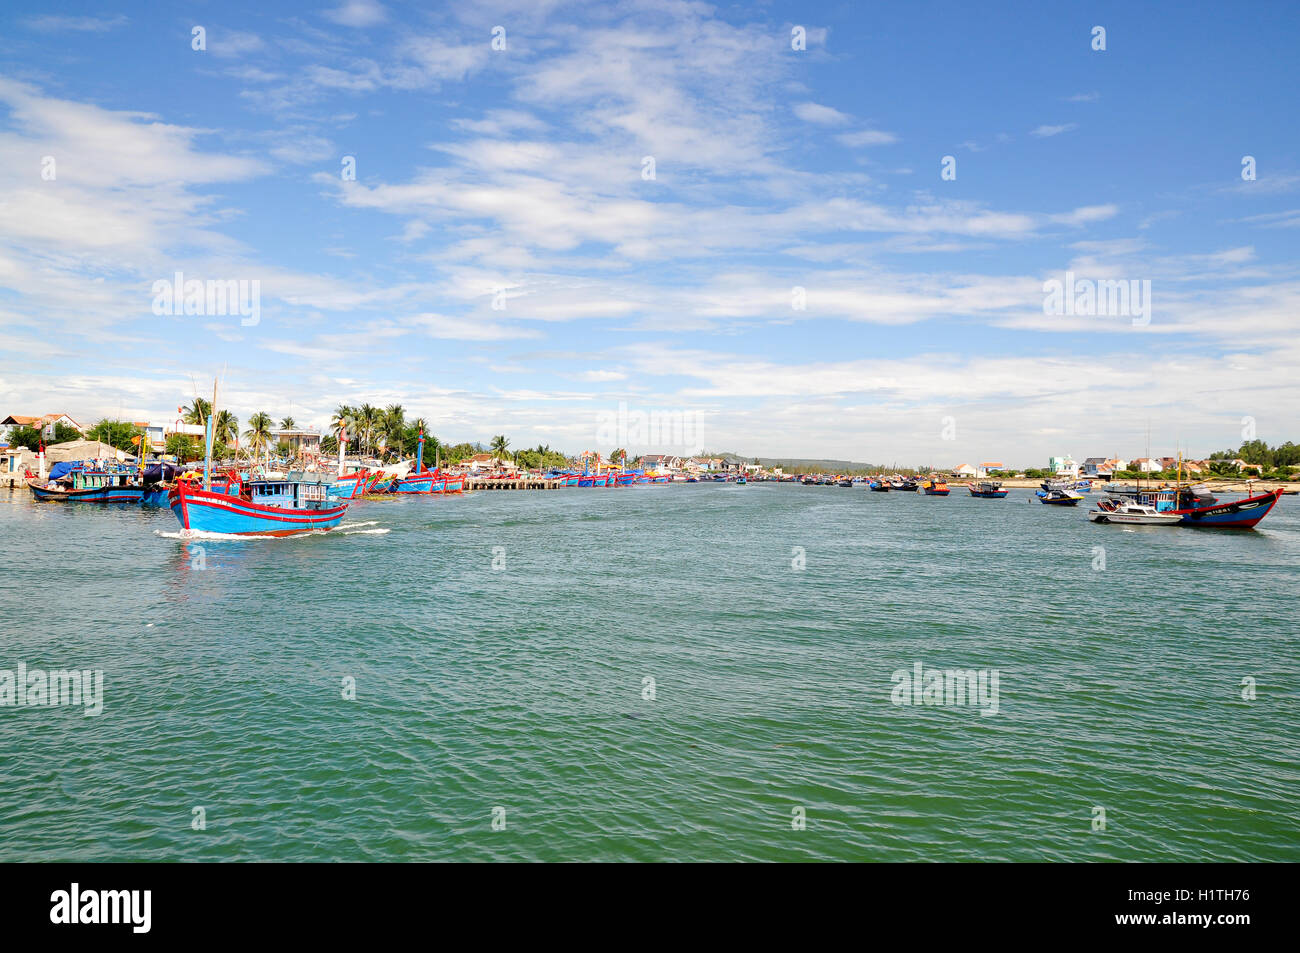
[324, 1, 388, 27]
[22, 14, 127, 32]
[1050, 204, 1119, 226]
[836, 129, 899, 147]
[794, 102, 850, 125]
[208, 30, 266, 59]
[406, 313, 543, 341]
[1030, 123, 1078, 138]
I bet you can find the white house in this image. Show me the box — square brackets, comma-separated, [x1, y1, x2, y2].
[1049, 455, 1080, 478]
[1, 413, 84, 444]
[952, 463, 978, 477]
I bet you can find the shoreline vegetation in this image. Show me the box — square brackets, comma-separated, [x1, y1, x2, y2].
[6, 402, 1298, 486]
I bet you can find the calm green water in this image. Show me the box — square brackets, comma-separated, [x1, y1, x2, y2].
[2, 483, 1297, 862]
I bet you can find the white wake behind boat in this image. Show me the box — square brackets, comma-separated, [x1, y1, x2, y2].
[1087, 500, 1181, 525]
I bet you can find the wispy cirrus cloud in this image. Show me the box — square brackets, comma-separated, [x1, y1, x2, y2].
[22, 14, 127, 32]
[794, 102, 850, 124]
[324, 0, 388, 28]
[1030, 122, 1078, 138]
[837, 129, 899, 147]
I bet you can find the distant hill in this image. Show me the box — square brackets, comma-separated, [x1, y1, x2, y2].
[703, 451, 882, 471]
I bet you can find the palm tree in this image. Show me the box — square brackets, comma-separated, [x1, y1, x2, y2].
[214, 410, 239, 445]
[357, 403, 378, 455]
[489, 434, 510, 464]
[182, 397, 211, 426]
[331, 405, 355, 443]
[245, 412, 273, 464]
[279, 415, 295, 430]
[381, 404, 406, 458]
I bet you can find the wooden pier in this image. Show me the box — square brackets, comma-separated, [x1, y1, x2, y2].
[464, 477, 568, 491]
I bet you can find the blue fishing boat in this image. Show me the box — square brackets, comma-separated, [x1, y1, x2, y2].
[393, 468, 440, 493]
[1131, 485, 1285, 528]
[28, 464, 144, 504]
[328, 468, 371, 499]
[967, 481, 1009, 498]
[170, 477, 347, 536]
[140, 462, 181, 506]
[868, 480, 890, 492]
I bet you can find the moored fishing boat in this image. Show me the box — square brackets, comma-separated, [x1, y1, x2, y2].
[1039, 488, 1084, 506]
[967, 481, 1008, 498]
[141, 463, 181, 506]
[328, 468, 370, 499]
[393, 468, 440, 493]
[27, 466, 145, 504]
[921, 479, 950, 496]
[868, 479, 890, 491]
[1167, 486, 1284, 528]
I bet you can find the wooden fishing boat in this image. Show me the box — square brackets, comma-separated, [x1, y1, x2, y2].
[170, 477, 347, 536]
[27, 468, 144, 504]
[393, 467, 440, 494]
[967, 481, 1008, 498]
[868, 480, 890, 492]
[328, 468, 371, 499]
[921, 479, 950, 496]
[1168, 487, 1284, 528]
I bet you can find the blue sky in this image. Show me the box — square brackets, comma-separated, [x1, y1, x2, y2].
[1, 0, 1297, 465]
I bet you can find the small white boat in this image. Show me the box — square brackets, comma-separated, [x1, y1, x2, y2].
[1087, 500, 1181, 525]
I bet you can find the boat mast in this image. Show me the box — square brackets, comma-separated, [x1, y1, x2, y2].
[203, 379, 217, 491]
